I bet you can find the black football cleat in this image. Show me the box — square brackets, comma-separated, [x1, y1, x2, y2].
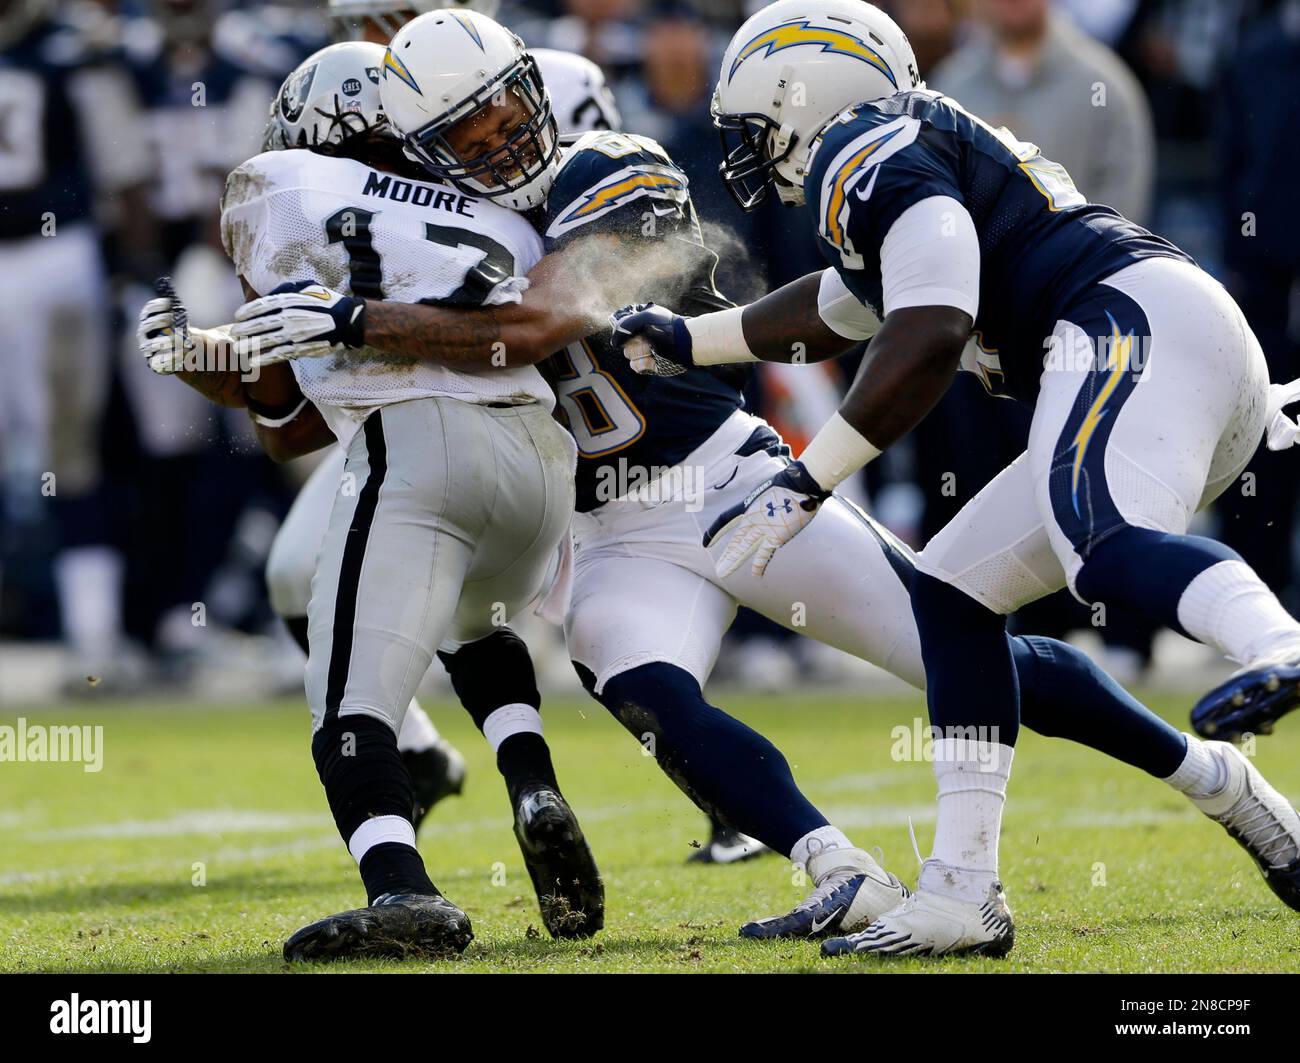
[403, 738, 467, 831]
[1191, 661, 1300, 741]
[513, 784, 604, 939]
[283, 891, 472, 962]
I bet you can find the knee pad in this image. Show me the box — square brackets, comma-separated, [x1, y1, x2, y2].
[437, 628, 539, 730]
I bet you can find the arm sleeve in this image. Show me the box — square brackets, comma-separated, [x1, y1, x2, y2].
[878, 195, 980, 319]
[817, 268, 882, 340]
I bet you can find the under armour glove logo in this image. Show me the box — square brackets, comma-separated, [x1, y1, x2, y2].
[703, 461, 831, 578]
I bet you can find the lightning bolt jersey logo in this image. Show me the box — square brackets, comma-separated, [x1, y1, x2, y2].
[813, 115, 921, 265]
[728, 20, 897, 85]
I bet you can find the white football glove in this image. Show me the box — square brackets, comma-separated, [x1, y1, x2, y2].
[702, 461, 831, 578]
[1267, 377, 1300, 451]
[136, 278, 192, 375]
[231, 281, 366, 369]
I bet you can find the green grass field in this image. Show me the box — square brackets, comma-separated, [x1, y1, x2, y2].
[2, 691, 1298, 973]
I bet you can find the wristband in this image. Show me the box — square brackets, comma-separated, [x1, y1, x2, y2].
[247, 395, 309, 428]
[798, 412, 882, 490]
[684, 306, 759, 366]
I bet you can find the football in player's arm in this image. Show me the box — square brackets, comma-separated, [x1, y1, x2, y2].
[136, 276, 335, 462]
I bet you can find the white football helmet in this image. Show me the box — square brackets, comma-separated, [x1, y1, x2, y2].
[713, 0, 921, 210]
[327, 0, 500, 43]
[379, 10, 560, 211]
[264, 41, 390, 151]
[533, 48, 621, 136]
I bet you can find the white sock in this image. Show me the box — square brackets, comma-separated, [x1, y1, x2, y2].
[347, 814, 416, 864]
[1163, 733, 1226, 798]
[926, 738, 1015, 901]
[1176, 560, 1300, 666]
[397, 698, 441, 754]
[790, 826, 855, 877]
[482, 703, 543, 753]
[53, 546, 123, 663]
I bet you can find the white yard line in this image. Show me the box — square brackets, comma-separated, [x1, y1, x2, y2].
[0, 798, 669, 888]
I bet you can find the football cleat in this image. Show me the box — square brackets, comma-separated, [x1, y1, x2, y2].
[1189, 741, 1300, 910]
[1191, 657, 1300, 741]
[513, 784, 605, 939]
[821, 880, 1014, 959]
[687, 820, 768, 865]
[283, 891, 472, 962]
[403, 737, 467, 832]
[739, 847, 907, 940]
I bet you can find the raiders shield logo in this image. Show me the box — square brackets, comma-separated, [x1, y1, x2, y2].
[279, 61, 318, 123]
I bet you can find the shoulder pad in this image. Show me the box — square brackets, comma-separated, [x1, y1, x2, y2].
[545, 133, 688, 241]
[222, 149, 312, 212]
[807, 109, 926, 269]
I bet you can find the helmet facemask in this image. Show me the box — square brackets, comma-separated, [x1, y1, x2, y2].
[714, 104, 800, 213]
[399, 51, 559, 210]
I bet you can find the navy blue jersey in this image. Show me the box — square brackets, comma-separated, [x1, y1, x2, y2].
[805, 90, 1190, 403]
[0, 19, 96, 239]
[539, 130, 749, 512]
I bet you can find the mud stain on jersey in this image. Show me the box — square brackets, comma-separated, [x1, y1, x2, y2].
[221, 165, 272, 212]
[266, 241, 347, 290]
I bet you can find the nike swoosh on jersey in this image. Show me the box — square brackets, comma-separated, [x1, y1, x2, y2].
[854, 165, 882, 202]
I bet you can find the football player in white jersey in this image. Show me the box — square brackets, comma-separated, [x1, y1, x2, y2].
[247, 0, 760, 868]
[142, 40, 602, 961]
[234, 9, 1300, 953]
[259, 0, 619, 841]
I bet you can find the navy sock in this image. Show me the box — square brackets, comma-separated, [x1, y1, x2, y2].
[911, 570, 1020, 745]
[597, 663, 828, 856]
[1074, 527, 1241, 635]
[1013, 635, 1186, 778]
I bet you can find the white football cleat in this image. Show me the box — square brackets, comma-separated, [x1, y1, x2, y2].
[739, 846, 907, 939]
[820, 878, 1014, 959]
[1189, 741, 1300, 910]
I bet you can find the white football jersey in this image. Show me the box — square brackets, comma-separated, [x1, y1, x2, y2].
[220, 149, 551, 445]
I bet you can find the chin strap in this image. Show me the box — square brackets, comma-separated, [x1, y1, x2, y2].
[1266, 377, 1300, 451]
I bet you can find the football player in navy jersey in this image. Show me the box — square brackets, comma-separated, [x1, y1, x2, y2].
[612, 0, 1300, 957]
[234, 8, 1300, 954]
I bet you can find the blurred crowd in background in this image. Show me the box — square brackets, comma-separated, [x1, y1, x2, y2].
[2, 0, 1299, 699]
